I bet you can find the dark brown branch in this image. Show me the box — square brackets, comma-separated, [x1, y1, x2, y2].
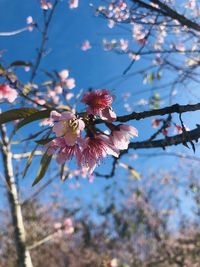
[133, 0, 200, 32]
[116, 103, 200, 122]
[96, 125, 200, 178]
[129, 125, 200, 149]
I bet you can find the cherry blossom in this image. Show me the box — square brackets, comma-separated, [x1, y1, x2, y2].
[81, 40, 92, 51]
[45, 89, 138, 174]
[50, 110, 85, 146]
[58, 69, 76, 90]
[0, 84, 18, 103]
[69, 0, 79, 9]
[63, 218, 74, 234]
[80, 134, 119, 174]
[40, 0, 52, 10]
[81, 89, 116, 121]
[151, 118, 163, 128]
[110, 124, 138, 150]
[47, 137, 82, 165]
[26, 16, 34, 32]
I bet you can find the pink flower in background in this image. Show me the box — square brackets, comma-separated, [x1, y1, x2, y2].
[65, 78, 75, 89]
[54, 85, 63, 94]
[59, 69, 76, 89]
[174, 124, 190, 134]
[111, 124, 138, 150]
[133, 24, 147, 45]
[119, 39, 128, 51]
[81, 40, 92, 51]
[69, 0, 79, 9]
[81, 89, 116, 121]
[0, 84, 18, 103]
[59, 69, 69, 81]
[26, 16, 34, 32]
[40, 0, 52, 10]
[110, 258, 118, 267]
[63, 218, 74, 234]
[66, 92, 74, 101]
[50, 111, 85, 146]
[151, 118, 162, 128]
[80, 134, 119, 174]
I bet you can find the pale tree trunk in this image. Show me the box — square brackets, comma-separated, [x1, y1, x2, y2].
[0, 125, 33, 267]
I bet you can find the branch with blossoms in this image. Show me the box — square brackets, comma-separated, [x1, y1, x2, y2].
[1, 86, 200, 183]
[1, 0, 200, 187]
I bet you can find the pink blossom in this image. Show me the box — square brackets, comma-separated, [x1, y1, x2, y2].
[100, 107, 116, 122]
[50, 111, 85, 146]
[151, 118, 163, 128]
[40, 0, 52, 10]
[66, 92, 74, 101]
[54, 85, 63, 94]
[119, 39, 128, 51]
[63, 218, 74, 234]
[0, 84, 18, 103]
[65, 78, 75, 90]
[111, 124, 138, 150]
[46, 137, 82, 165]
[108, 19, 115, 28]
[81, 89, 115, 121]
[54, 222, 62, 230]
[59, 70, 75, 89]
[133, 24, 147, 45]
[26, 16, 34, 32]
[81, 40, 92, 51]
[80, 134, 119, 174]
[59, 69, 69, 81]
[69, 0, 79, 9]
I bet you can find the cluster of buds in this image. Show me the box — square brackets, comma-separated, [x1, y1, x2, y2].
[102, 38, 129, 52]
[46, 89, 138, 174]
[97, 1, 130, 23]
[151, 118, 189, 136]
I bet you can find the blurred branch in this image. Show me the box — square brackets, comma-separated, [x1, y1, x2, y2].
[30, 0, 59, 83]
[12, 151, 43, 160]
[133, 0, 200, 32]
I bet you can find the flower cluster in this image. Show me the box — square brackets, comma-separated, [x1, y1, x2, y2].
[102, 38, 128, 52]
[0, 84, 18, 103]
[47, 89, 138, 174]
[97, 1, 130, 23]
[33, 69, 76, 109]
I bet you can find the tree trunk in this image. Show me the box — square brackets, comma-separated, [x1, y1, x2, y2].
[0, 125, 33, 267]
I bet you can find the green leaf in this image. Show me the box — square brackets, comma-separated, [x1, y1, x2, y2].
[10, 60, 32, 67]
[15, 109, 51, 131]
[32, 152, 52, 186]
[22, 144, 40, 178]
[0, 108, 38, 124]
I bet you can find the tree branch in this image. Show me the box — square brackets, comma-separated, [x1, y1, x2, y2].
[116, 103, 200, 122]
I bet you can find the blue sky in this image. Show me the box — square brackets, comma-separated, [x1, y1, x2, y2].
[0, 0, 200, 226]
